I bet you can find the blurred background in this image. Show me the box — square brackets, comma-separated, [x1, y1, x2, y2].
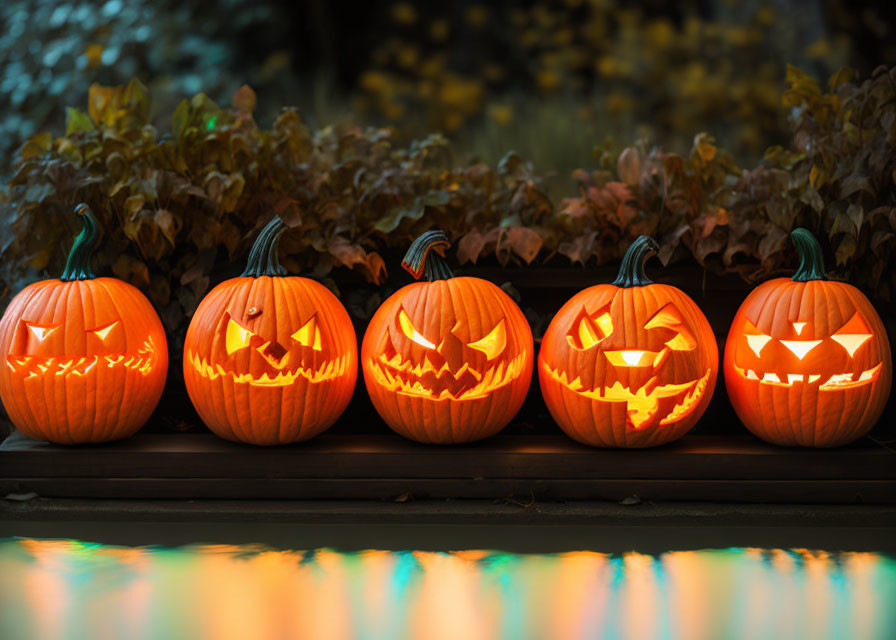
[2, 0, 894, 185]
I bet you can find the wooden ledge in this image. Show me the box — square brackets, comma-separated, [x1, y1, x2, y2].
[2, 430, 894, 503]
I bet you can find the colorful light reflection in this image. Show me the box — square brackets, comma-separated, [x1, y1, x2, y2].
[1, 540, 894, 640]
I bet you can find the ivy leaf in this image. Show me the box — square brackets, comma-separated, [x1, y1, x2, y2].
[154, 209, 181, 245]
[505, 227, 542, 264]
[172, 99, 190, 139]
[65, 108, 95, 136]
[457, 229, 486, 264]
[836, 234, 856, 265]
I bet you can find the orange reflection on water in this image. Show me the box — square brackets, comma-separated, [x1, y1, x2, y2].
[2, 540, 896, 640]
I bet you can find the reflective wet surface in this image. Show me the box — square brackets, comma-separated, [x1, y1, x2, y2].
[1, 539, 894, 640]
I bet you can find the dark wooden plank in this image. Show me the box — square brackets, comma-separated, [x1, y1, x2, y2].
[4, 499, 895, 552]
[3, 477, 894, 503]
[2, 430, 893, 480]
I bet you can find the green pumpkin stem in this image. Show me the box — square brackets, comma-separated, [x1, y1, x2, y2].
[60, 204, 100, 281]
[612, 235, 659, 287]
[402, 230, 454, 282]
[241, 216, 288, 277]
[790, 228, 828, 282]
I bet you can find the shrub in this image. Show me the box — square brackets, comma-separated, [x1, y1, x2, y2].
[2, 65, 894, 358]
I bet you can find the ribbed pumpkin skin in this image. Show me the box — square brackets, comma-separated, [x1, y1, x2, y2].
[724, 278, 891, 447]
[539, 283, 718, 448]
[0, 278, 169, 443]
[183, 275, 357, 445]
[362, 277, 533, 444]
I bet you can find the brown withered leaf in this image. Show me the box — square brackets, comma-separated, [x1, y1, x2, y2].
[232, 85, 257, 114]
[457, 229, 486, 264]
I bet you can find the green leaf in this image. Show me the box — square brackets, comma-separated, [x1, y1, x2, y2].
[65, 108, 95, 135]
[374, 203, 424, 233]
[835, 234, 856, 265]
[172, 99, 190, 138]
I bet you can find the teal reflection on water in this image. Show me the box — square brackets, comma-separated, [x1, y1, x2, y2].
[0, 539, 894, 640]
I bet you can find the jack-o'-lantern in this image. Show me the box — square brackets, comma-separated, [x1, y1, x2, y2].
[539, 235, 718, 448]
[0, 205, 169, 443]
[361, 230, 533, 444]
[724, 228, 891, 447]
[183, 216, 357, 445]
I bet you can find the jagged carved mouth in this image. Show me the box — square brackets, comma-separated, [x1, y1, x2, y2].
[732, 363, 882, 390]
[541, 362, 711, 429]
[5, 338, 158, 379]
[187, 349, 348, 387]
[369, 351, 527, 400]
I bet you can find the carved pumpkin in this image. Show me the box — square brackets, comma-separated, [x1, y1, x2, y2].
[724, 228, 891, 447]
[361, 230, 533, 443]
[183, 216, 357, 445]
[0, 205, 169, 443]
[539, 236, 718, 447]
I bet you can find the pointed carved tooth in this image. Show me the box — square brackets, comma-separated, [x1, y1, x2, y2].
[5, 360, 16, 372]
[808, 374, 821, 384]
[746, 369, 759, 380]
[568, 376, 583, 391]
[83, 359, 97, 374]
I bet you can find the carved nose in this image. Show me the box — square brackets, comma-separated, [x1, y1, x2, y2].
[257, 341, 290, 369]
[780, 340, 822, 360]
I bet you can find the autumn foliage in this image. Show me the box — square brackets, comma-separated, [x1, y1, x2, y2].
[2, 65, 895, 347]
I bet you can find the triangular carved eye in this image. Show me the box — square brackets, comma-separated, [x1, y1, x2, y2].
[90, 320, 119, 341]
[25, 323, 59, 342]
[226, 317, 256, 355]
[566, 306, 613, 350]
[398, 309, 435, 349]
[831, 312, 872, 357]
[742, 319, 772, 357]
[467, 319, 507, 360]
[291, 315, 322, 351]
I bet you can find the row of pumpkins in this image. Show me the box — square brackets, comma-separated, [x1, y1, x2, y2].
[0, 206, 891, 449]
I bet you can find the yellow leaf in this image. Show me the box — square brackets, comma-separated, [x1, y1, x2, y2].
[85, 43, 103, 68]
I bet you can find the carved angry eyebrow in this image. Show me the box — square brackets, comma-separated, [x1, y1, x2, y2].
[644, 303, 695, 351]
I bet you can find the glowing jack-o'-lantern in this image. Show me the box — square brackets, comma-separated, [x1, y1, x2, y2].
[362, 230, 533, 444]
[539, 236, 718, 448]
[724, 228, 891, 447]
[0, 205, 168, 443]
[183, 216, 357, 445]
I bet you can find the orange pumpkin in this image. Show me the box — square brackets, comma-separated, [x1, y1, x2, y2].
[724, 228, 891, 447]
[361, 230, 533, 443]
[539, 236, 718, 448]
[0, 205, 169, 443]
[183, 216, 357, 445]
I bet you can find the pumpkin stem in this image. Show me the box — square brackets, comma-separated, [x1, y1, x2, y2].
[402, 230, 454, 282]
[60, 204, 100, 281]
[241, 216, 288, 277]
[791, 228, 828, 282]
[612, 235, 659, 287]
